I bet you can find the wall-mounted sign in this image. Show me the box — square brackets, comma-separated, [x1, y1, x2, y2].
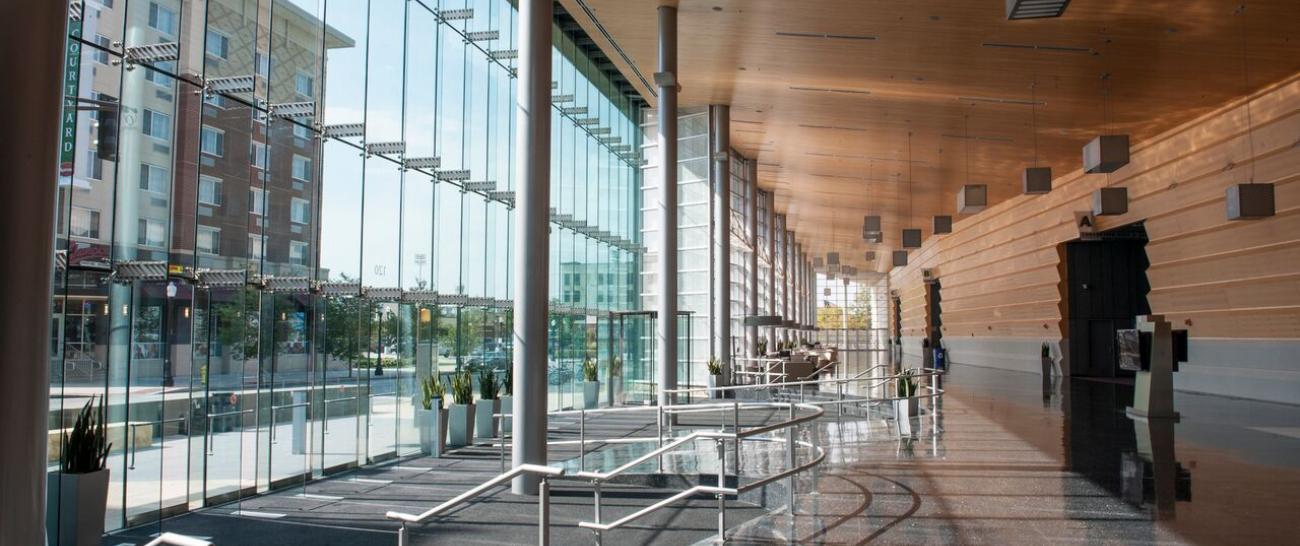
[1075, 211, 1099, 240]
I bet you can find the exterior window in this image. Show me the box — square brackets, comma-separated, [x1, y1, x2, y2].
[70, 207, 101, 239]
[292, 123, 311, 140]
[85, 150, 103, 180]
[92, 34, 111, 64]
[250, 141, 266, 169]
[196, 226, 220, 255]
[138, 163, 168, 193]
[137, 218, 166, 248]
[291, 155, 311, 181]
[254, 52, 269, 78]
[247, 234, 265, 258]
[141, 109, 170, 140]
[198, 175, 222, 206]
[200, 125, 224, 156]
[294, 72, 314, 97]
[144, 61, 175, 86]
[205, 31, 229, 59]
[291, 197, 310, 224]
[148, 2, 177, 36]
[289, 241, 309, 265]
[249, 189, 267, 216]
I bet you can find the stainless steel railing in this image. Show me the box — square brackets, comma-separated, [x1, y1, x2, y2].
[143, 533, 213, 546]
[385, 463, 565, 546]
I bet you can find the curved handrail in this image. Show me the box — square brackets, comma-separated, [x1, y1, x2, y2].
[667, 366, 941, 396]
[385, 464, 565, 524]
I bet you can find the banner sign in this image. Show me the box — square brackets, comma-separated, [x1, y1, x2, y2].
[59, 2, 84, 177]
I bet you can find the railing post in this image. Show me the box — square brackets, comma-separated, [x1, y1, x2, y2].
[579, 409, 586, 473]
[787, 403, 797, 515]
[398, 523, 408, 546]
[716, 438, 727, 542]
[538, 477, 551, 546]
[657, 405, 665, 473]
[732, 401, 740, 471]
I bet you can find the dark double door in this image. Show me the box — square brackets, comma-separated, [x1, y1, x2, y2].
[1064, 229, 1151, 378]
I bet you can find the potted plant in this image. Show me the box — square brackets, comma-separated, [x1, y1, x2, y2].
[893, 369, 920, 436]
[1040, 342, 1054, 379]
[582, 358, 600, 409]
[607, 356, 624, 407]
[47, 397, 111, 546]
[777, 340, 792, 358]
[756, 339, 768, 356]
[474, 369, 500, 439]
[447, 370, 475, 447]
[499, 368, 513, 435]
[417, 375, 447, 456]
[706, 357, 724, 399]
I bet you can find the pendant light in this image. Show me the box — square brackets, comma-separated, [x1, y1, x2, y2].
[1227, 1, 1275, 219]
[1023, 80, 1052, 194]
[1089, 34, 1130, 215]
[901, 132, 922, 248]
[957, 112, 988, 213]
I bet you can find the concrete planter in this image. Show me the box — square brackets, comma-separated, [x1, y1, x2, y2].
[416, 405, 447, 456]
[46, 469, 109, 546]
[447, 403, 476, 448]
[893, 397, 920, 437]
[707, 375, 723, 399]
[499, 395, 513, 434]
[583, 380, 600, 409]
[474, 399, 500, 439]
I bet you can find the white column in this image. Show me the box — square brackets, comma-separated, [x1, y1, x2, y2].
[512, 0, 552, 495]
[711, 105, 731, 382]
[655, 5, 679, 407]
[747, 163, 759, 357]
[0, 2, 64, 542]
[767, 202, 777, 349]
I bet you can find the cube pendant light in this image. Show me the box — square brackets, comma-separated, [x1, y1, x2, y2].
[957, 184, 987, 214]
[933, 215, 953, 234]
[1227, 183, 1275, 220]
[862, 215, 882, 233]
[826, 252, 840, 265]
[1023, 167, 1052, 194]
[864, 251, 876, 261]
[1083, 135, 1130, 174]
[901, 228, 922, 249]
[813, 256, 824, 268]
[1092, 187, 1128, 216]
[891, 250, 909, 268]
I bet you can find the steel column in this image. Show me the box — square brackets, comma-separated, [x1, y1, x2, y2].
[711, 105, 732, 383]
[512, 0, 553, 495]
[747, 162, 759, 357]
[656, 5, 679, 407]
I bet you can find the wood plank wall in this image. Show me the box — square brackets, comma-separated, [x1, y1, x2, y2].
[890, 71, 1300, 357]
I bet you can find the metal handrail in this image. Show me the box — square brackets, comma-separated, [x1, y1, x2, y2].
[144, 533, 212, 546]
[386, 464, 565, 546]
[666, 366, 937, 396]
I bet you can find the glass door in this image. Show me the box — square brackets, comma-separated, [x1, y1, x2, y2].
[314, 295, 362, 476]
[365, 302, 398, 462]
[196, 286, 260, 506]
[265, 292, 313, 489]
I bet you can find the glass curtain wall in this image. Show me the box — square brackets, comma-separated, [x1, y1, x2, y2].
[47, 0, 641, 536]
[814, 274, 889, 375]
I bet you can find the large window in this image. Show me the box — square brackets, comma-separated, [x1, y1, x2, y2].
[200, 125, 224, 156]
[141, 109, 170, 140]
[198, 175, 222, 206]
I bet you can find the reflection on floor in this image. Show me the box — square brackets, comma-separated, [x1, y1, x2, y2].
[103, 364, 1300, 545]
[726, 365, 1300, 545]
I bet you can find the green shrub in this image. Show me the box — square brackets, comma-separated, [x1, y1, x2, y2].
[896, 369, 918, 398]
[451, 370, 474, 405]
[582, 358, 598, 382]
[62, 396, 110, 474]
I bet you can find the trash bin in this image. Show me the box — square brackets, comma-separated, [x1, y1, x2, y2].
[933, 348, 947, 370]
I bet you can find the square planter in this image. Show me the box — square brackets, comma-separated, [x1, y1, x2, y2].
[893, 398, 920, 437]
[447, 403, 476, 448]
[499, 395, 513, 435]
[606, 377, 623, 408]
[583, 380, 600, 409]
[707, 375, 724, 399]
[416, 405, 447, 456]
[475, 399, 500, 439]
[46, 469, 110, 546]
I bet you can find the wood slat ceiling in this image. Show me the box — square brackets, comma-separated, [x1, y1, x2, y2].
[559, 0, 1300, 275]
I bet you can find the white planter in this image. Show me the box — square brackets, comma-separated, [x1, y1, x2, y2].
[416, 405, 447, 456]
[499, 395, 513, 434]
[447, 403, 476, 447]
[607, 376, 623, 406]
[583, 380, 600, 409]
[707, 375, 723, 399]
[893, 397, 920, 437]
[46, 469, 109, 546]
[474, 399, 500, 439]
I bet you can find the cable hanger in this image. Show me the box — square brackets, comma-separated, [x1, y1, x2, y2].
[1236, 2, 1257, 184]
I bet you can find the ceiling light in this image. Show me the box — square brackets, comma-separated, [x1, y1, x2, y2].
[776, 31, 876, 41]
[1006, 0, 1072, 21]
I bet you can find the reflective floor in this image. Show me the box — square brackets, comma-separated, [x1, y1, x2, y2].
[728, 365, 1300, 545]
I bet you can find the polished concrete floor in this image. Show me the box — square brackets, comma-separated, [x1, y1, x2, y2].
[727, 365, 1300, 545]
[103, 365, 1300, 545]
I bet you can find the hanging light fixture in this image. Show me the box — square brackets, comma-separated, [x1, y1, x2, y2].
[957, 113, 988, 213]
[1227, 2, 1275, 220]
[901, 132, 923, 248]
[1023, 80, 1053, 194]
[1084, 36, 1131, 175]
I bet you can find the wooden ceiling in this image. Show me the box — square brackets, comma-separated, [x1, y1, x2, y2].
[559, 0, 1300, 275]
